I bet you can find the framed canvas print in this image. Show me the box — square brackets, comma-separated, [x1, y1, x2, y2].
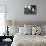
[24, 5, 37, 15]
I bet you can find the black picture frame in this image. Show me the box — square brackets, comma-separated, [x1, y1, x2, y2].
[24, 5, 37, 15]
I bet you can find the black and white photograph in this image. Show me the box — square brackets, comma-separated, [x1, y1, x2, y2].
[24, 5, 37, 14]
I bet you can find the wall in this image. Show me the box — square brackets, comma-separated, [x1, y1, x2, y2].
[0, 0, 46, 22]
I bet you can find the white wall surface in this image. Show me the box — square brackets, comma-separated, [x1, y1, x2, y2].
[0, 0, 46, 22]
